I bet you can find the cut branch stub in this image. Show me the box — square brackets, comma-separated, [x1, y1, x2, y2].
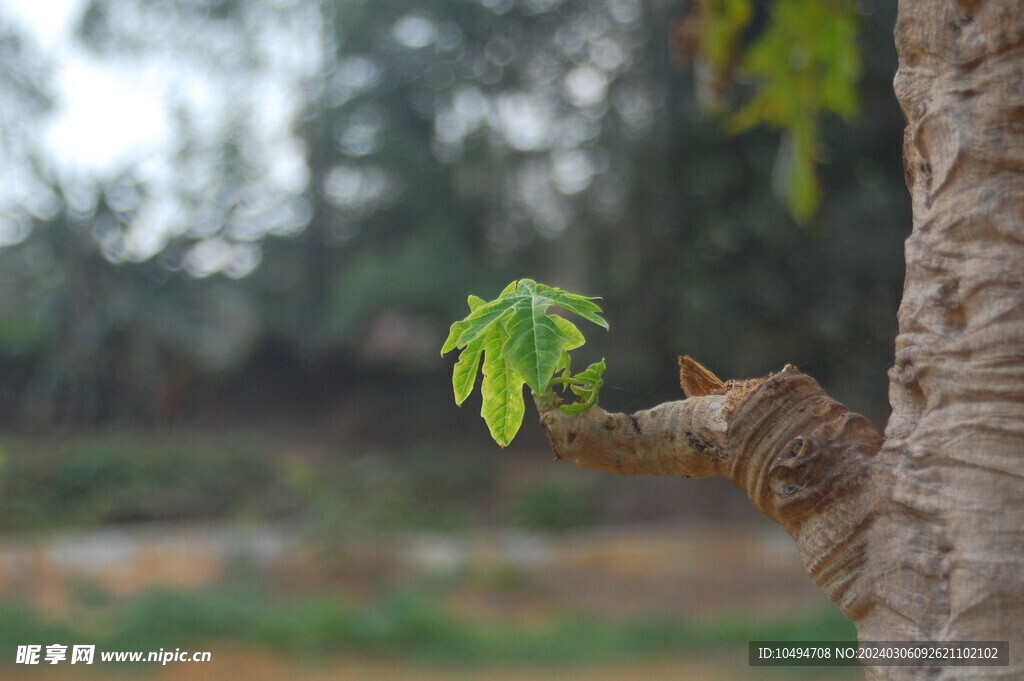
[678, 354, 727, 397]
[536, 359, 883, 619]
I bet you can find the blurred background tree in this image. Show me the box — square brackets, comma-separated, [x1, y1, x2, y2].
[0, 0, 908, 431]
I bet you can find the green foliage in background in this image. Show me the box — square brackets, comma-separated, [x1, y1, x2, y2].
[0, 0, 906, 429]
[1, 431, 615, 533]
[0, 584, 855, 666]
[697, 0, 861, 222]
[511, 481, 600, 532]
[442, 279, 608, 446]
[0, 432, 280, 529]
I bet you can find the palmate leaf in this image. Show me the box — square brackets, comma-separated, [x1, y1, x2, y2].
[441, 279, 608, 447]
[501, 297, 566, 394]
[479, 324, 526, 447]
[447, 279, 605, 393]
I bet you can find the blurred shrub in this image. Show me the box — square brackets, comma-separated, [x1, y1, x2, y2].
[510, 481, 600, 531]
[0, 431, 286, 529]
[284, 445, 496, 536]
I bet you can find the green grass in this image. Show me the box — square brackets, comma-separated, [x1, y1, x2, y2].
[0, 430, 284, 530]
[0, 430, 608, 533]
[0, 584, 855, 667]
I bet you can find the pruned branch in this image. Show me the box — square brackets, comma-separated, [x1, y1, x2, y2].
[536, 392, 729, 478]
[536, 360, 883, 617]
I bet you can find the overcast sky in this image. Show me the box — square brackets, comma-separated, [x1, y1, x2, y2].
[6, 0, 174, 178]
[1, 0, 321, 275]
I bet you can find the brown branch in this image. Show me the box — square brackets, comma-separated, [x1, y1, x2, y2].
[536, 361, 883, 618]
[537, 392, 729, 478]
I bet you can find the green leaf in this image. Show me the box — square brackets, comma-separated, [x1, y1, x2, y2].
[443, 279, 608, 446]
[705, 0, 860, 224]
[551, 316, 584, 351]
[454, 299, 518, 348]
[440, 319, 469, 356]
[448, 279, 606, 393]
[440, 294, 499, 356]
[559, 401, 592, 416]
[773, 130, 821, 224]
[700, 0, 754, 73]
[479, 326, 526, 447]
[501, 298, 566, 394]
[452, 335, 484, 405]
[536, 283, 609, 330]
[560, 359, 606, 415]
[554, 349, 572, 375]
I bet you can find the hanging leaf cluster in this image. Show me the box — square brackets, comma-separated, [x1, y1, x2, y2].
[686, 0, 861, 223]
[441, 279, 608, 447]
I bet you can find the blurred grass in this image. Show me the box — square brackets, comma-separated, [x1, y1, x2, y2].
[0, 430, 284, 529]
[0, 584, 854, 667]
[0, 431, 606, 533]
[509, 482, 599, 532]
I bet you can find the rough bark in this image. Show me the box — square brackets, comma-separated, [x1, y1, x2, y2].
[877, 0, 1024, 677]
[536, 2, 1024, 678]
[538, 362, 883, 618]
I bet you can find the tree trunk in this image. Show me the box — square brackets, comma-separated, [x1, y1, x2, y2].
[536, 1, 1024, 678]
